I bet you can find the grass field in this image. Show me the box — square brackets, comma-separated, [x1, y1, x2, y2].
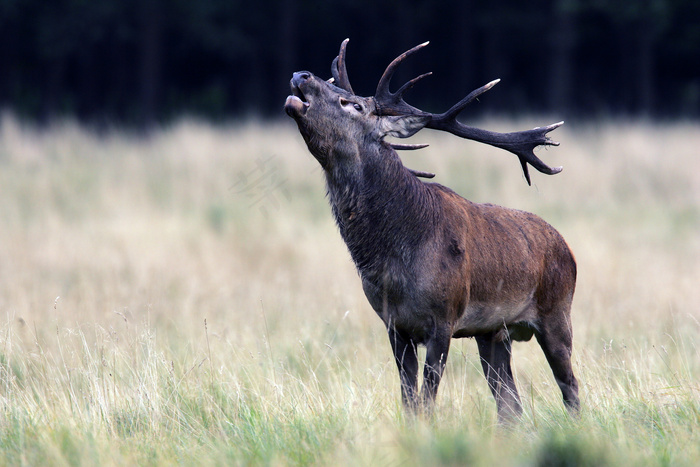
[1, 113, 699, 465]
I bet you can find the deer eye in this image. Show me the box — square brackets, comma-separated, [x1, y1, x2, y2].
[340, 98, 363, 113]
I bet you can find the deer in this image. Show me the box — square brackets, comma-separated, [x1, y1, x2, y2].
[284, 39, 579, 423]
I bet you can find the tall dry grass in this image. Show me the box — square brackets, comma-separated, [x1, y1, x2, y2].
[0, 113, 699, 465]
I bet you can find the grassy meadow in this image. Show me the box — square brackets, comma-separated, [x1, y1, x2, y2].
[1, 113, 699, 465]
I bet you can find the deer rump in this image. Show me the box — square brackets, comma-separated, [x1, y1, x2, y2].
[285, 39, 579, 422]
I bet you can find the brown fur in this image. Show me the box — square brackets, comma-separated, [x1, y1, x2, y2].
[284, 45, 579, 421]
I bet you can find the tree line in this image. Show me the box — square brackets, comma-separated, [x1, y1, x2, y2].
[1, 0, 698, 126]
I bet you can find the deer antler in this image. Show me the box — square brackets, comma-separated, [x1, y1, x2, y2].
[331, 38, 354, 94]
[406, 168, 435, 179]
[374, 42, 433, 116]
[389, 143, 433, 178]
[371, 42, 563, 185]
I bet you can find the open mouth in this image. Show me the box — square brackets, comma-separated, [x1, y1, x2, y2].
[285, 86, 310, 117]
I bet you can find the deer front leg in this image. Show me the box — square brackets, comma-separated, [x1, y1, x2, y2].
[421, 329, 451, 412]
[387, 326, 419, 411]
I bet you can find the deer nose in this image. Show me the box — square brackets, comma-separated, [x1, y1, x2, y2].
[291, 72, 311, 88]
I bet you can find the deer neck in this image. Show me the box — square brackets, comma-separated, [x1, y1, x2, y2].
[324, 143, 438, 276]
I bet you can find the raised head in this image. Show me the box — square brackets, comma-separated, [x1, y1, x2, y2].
[284, 40, 429, 171]
[286, 39, 564, 184]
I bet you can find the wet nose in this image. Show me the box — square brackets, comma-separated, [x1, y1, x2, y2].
[291, 71, 311, 88]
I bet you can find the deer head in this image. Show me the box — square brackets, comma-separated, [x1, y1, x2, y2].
[284, 56, 429, 171]
[285, 39, 564, 184]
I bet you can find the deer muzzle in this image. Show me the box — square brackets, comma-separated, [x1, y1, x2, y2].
[285, 72, 311, 117]
[285, 95, 308, 117]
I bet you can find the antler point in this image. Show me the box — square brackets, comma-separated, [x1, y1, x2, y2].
[484, 79, 500, 90]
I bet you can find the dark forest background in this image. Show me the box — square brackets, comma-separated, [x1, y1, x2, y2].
[1, 0, 699, 126]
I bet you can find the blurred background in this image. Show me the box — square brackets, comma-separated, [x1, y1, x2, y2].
[1, 0, 699, 127]
[1, 2, 700, 463]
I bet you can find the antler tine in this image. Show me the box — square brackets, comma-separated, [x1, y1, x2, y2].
[331, 38, 354, 94]
[374, 41, 431, 114]
[441, 79, 500, 121]
[427, 113, 563, 185]
[407, 168, 436, 179]
[394, 72, 433, 101]
[390, 143, 429, 150]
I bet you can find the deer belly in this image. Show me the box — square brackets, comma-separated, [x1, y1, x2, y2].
[453, 290, 538, 337]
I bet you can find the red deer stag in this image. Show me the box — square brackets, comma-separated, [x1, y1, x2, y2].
[284, 39, 579, 422]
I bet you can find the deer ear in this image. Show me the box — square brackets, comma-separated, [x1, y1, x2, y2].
[378, 115, 430, 139]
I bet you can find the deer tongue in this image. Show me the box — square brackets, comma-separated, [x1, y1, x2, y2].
[285, 95, 309, 117]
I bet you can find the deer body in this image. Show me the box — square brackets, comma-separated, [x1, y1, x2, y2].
[285, 40, 579, 421]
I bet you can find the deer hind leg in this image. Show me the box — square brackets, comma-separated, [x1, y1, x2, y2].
[387, 327, 419, 411]
[476, 333, 523, 422]
[535, 311, 580, 413]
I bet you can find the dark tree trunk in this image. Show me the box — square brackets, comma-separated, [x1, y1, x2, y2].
[43, 59, 65, 122]
[109, 31, 129, 121]
[139, 0, 162, 128]
[482, 27, 507, 109]
[635, 22, 655, 117]
[78, 50, 97, 120]
[549, 0, 576, 116]
[277, 0, 298, 106]
[454, 0, 477, 102]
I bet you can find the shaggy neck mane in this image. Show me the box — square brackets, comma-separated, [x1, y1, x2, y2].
[324, 142, 439, 278]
